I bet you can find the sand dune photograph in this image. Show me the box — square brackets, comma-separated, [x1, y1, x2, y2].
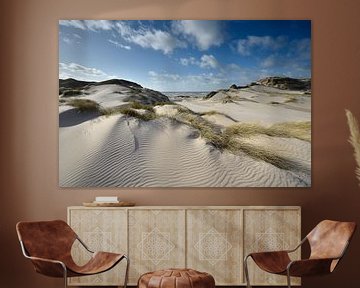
[59, 20, 311, 187]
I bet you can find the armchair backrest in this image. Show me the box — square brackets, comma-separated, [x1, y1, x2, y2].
[16, 220, 77, 261]
[307, 220, 356, 261]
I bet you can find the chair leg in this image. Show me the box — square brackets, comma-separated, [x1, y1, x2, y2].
[123, 255, 130, 288]
[286, 269, 291, 288]
[62, 264, 68, 288]
[244, 255, 252, 288]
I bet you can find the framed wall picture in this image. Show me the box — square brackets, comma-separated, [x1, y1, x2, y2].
[59, 20, 311, 187]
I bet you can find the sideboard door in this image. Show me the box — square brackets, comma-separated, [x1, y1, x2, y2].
[243, 208, 301, 286]
[186, 209, 243, 285]
[68, 208, 127, 286]
[128, 209, 186, 284]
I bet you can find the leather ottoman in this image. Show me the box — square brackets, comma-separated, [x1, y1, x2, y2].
[138, 268, 215, 288]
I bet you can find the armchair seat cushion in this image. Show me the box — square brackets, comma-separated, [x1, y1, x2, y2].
[66, 251, 125, 276]
[250, 251, 291, 274]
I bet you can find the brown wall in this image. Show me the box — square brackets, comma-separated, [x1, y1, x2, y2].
[1, 0, 360, 287]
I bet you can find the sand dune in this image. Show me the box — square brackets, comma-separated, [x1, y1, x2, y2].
[59, 78, 311, 187]
[60, 115, 309, 187]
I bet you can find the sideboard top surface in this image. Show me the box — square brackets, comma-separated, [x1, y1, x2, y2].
[68, 205, 301, 210]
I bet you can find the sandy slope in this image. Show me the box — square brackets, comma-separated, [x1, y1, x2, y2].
[59, 80, 311, 187]
[59, 115, 309, 187]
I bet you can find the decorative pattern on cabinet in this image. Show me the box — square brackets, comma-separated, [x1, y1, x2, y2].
[67, 206, 300, 286]
[187, 209, 242, 285]
[68, 208, 127, 286]
[244, 209, 301, 286]
[128, 209, 186, 283]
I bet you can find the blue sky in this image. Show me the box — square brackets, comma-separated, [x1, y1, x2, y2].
[59, 20, 311, 92]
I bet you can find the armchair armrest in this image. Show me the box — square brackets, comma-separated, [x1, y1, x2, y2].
[19, 240, 67, 277]
[25, 255, 67, 278]
[76, 236, 94, 254]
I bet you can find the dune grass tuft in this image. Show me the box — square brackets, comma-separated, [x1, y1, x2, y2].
[119, 108, 157, 121]
[129, 101, 155, 112]
[67, 99, 101, 113]
[284, 96, 297, 103]
[102, 106, 157, 121]
[229, 140, 297, 170]
[225, 121, 311, 142]
[62, 89, 83, 97]
[154, 101, 176, 106]
[181, 113, 227, 149]
[173, 107, 309, 170]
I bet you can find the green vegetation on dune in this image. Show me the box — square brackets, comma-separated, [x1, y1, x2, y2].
[67, 99, 101, 113]
[225, 121, 311, 142]
[62, 89, 83, 97]
[174, 107, 310, 170]
[101, 101, 157, 121]
[154, 101, 177, 106]
[114, 107, 157, 121]
[64, 97, 309, 170]
[129, 101, 155, 112]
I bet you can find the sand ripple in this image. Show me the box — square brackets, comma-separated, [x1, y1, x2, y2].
[60, 116, 309, 187]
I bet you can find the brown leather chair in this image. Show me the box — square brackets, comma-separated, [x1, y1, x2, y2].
[16, 220, 129, 288]
[244, 220, 356, 288]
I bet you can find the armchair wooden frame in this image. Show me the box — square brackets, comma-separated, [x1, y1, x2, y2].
[16, 220, 129, 288]
[244, 220, 356, 288]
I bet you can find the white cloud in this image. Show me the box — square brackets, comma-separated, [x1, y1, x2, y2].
[172, 20, 224, 50]
[259, 38, 311, 77]
[199, 54, 219, 69]
[84, 20, 113, 31]
[261, 55, 276, 68]
[237, 36, 286, 56]
[108, 39, 131, 50]
[59, 20, 86, 30]
[59, 20, 114, 31]
[148, 71, 181, 81]
[59, 62, 117, 81]
[115, 21, 186, 54]
[179, 55, 219, 69]
[148, 70, 229, 91]
[62, 37, 72, 45]
[180, 57, 197, 66]
[73, 33, 82, 39]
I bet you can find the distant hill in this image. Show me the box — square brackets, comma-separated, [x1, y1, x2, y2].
[59, 78, 95, 89]
[59, 78, 143, 90]
[256, 77, 311, 91]
[59, 78, 170, 105]
[204, 76, 311, 100]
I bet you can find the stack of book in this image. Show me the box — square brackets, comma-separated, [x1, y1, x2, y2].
[93, 196, 119, 204]
[83, 196, 135, 207]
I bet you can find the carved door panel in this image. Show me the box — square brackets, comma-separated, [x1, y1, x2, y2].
[186, 209, 243, 285]
[128, 209, 186, 284]
[68, 208, 128, 286]
[243, 209, 301, 286]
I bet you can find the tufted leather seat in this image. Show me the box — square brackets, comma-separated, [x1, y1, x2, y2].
[138, 268, 215, 288]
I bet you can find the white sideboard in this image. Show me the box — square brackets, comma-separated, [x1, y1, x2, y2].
[67, 206, 301, 286]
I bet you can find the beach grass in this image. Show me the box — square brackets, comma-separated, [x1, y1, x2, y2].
[119, 108, 157, 121]
[284, 95, 297, 103]
[67, 99, 101, 112]
[129, 101, 155, 112]
[154, 101, 176, 106]
[174, 107, 309, 170]
[62, 89, 83, 97]
[225, 121, 311, 142]
[102, 105, 157, 121]
[229, 140, 297, 170]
